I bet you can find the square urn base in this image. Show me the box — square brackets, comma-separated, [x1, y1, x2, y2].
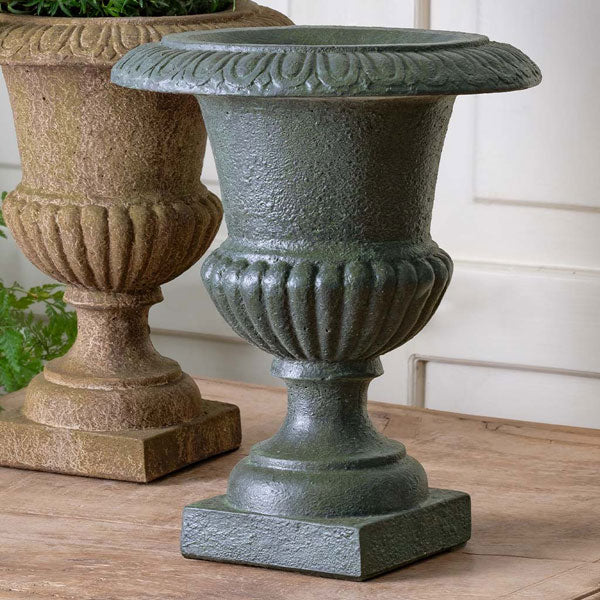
[181, 488, 471, 580]
[0, 389, 241, 483]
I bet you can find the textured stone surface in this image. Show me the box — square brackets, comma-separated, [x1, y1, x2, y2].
[181, 490, 470, 580]
[0, 2, 293, 65]
[114, 27, 540, 577]
[111, 26, 541, 97]
[202, 241, 452, 361]
[0, 3, 291, 480]
[0, 387, 241, 482]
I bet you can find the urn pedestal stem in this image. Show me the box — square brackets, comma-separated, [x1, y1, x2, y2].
[226, 358, 432, 520]
[22, 286, 205, 432]
[113, 25, 541, 575]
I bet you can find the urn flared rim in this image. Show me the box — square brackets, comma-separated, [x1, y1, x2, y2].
[0, 0, 290, 66]
[111, 24, 541, 98]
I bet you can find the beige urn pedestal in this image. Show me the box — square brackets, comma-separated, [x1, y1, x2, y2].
[0, 2, 291, 482]
[0, 287, 241, 483]
[0, 388, 240, 483]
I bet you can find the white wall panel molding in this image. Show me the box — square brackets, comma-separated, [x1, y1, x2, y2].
[434, 91, 600, 271]
[153, 257, 600, 343]
[473, 195, 600, 215]
[453, 258, 600, 280]
[413, 0, 430, 29]
[151, 330, 274, 386]
[408, 354, 600, 428]
[365, 255, 600, 426]
[412, 262, 600, 374]
[151, 327, 247, 345]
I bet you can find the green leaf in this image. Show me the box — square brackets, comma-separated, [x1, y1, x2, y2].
[0, 265, 76, 396]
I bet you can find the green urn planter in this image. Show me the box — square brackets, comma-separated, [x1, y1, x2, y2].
[113, 26, 541, 578]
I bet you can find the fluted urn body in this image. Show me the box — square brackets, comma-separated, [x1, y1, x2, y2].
[113, 26, 541, 575]
[0, 3, 292, 482]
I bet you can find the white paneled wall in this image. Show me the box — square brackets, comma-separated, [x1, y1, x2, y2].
[0, 1, 598, 426]
[475, 1, 600, 211]
[424, 360, 600, 428]
[288, 1, 413, 26]
[420, 0, 600, 425]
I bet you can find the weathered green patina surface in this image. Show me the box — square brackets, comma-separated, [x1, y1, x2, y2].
[113, 26, 541, 579]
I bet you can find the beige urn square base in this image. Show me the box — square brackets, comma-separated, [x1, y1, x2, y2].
[0, 389, 241, 483]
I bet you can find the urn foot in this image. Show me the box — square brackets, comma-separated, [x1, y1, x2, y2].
[181, 489, 470, 580]
[182, 358, 470, 578]
[0, 388, 241, 482]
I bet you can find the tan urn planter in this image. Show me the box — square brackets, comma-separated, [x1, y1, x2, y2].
[0, 2, 292, 482]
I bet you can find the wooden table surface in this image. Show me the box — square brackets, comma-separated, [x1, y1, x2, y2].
[0, 377, 599, 600]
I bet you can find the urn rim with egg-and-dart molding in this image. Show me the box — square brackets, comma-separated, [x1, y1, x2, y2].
[0, 1, 292, 483]
[112, 25, 541, 576]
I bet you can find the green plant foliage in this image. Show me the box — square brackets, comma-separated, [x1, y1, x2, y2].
[0, 192, 77, 395]
[0, 0, 232, 17]
[0, 282, 77, 393]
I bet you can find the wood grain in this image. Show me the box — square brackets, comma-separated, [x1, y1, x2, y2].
[0, 377, 599, 599]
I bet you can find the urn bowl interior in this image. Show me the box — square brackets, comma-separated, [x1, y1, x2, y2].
[162, 25, 487, 52]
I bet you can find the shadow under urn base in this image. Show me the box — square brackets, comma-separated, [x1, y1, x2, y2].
[0, 388, 240, 483]
[112, 26, 540, 576]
